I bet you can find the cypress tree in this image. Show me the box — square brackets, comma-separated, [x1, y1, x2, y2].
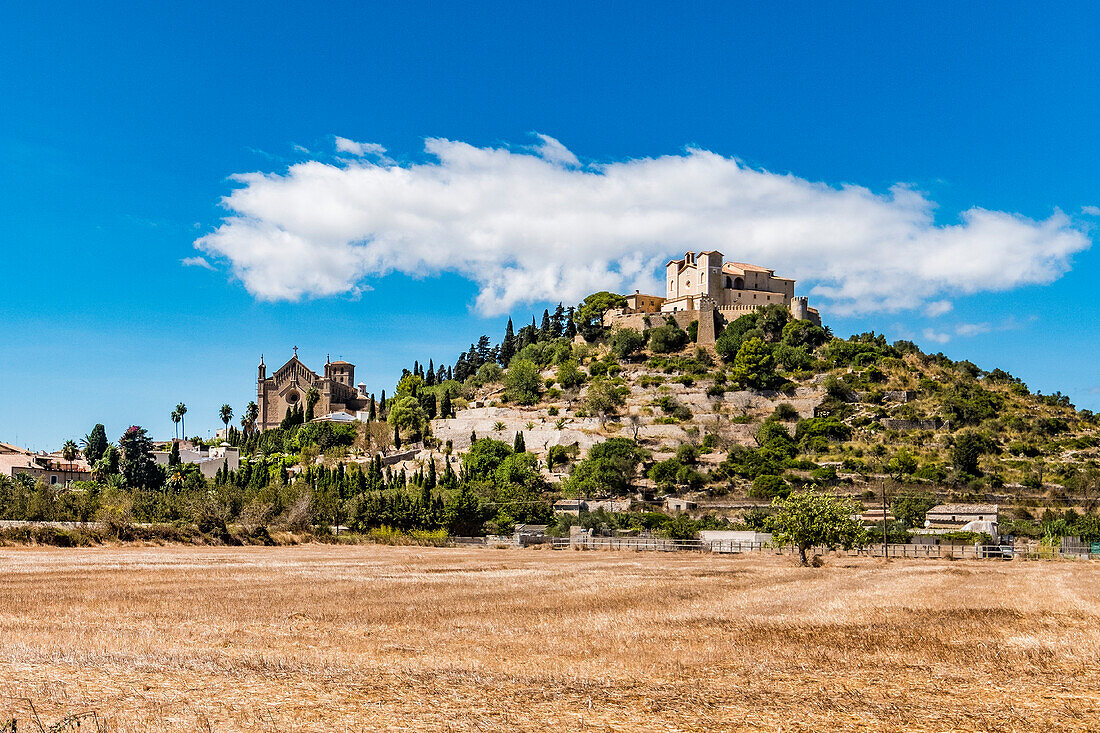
[513, 431, 525, 453]
[500, 318, 516, 365]
[427, 458, 437, 489]
[540, 309, 551, 340]
[440, 392, 452, 419]
[369, 395, 376, 421]
[394, 424, 401, 449]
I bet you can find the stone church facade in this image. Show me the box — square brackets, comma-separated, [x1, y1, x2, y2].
[256, 351, 370, 430]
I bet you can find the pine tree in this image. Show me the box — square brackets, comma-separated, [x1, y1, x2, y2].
[500, 318, 516, 365]
[454, 353, 470, 382]
[476, 335, 493, 365]
[565, 308, 577, 339]
[551, 303, 565, 338]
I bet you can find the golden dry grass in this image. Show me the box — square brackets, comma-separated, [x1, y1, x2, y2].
[2, 546, 1100, 732]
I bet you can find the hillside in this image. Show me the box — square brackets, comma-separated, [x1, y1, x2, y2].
[4, 297, 1097, 546]
[415, 298, 1099, 534]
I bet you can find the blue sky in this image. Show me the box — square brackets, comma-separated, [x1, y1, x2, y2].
[2, 1, 1098, 450]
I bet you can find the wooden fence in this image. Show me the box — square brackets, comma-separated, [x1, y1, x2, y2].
[452, 536, 1100, 561]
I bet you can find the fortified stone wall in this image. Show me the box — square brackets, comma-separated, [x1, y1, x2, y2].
[605, 300, 819, 346]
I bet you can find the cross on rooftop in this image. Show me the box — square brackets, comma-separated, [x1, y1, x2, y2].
[292, 345, 298, 357]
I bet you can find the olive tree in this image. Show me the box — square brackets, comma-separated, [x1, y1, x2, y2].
[766, 490, 868, 565]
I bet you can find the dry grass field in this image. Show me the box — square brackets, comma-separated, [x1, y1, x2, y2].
[2, 546, 1100, 732]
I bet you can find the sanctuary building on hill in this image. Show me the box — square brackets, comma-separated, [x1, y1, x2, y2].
[256, 350, 371, 431]
[604, 250, 820, 345]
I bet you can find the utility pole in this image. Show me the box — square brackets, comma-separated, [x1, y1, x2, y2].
[881, 480, 889, 560]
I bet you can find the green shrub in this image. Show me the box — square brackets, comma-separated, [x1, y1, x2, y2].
[771, 403, 799, 421]
[749, 474, 790, 499]
[649, 324, 689, 354]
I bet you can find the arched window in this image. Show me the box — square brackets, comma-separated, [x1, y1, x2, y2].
[734, 277, 744, 290]
[725, 276, 733, 288]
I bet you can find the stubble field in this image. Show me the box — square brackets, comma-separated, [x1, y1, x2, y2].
[1, 544, 1099, 732]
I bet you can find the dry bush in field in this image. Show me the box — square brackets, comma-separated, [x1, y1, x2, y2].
[274, 492, 313, 532]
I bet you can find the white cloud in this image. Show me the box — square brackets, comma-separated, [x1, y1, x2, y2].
[195, 135, 1092, 316]
[922, 328, 952, 345]
[923, 299, 954, 317]
[1083, 205, 1100, 216]
[955, 322, 991, 337]
[334, 136, 387, 157]
[181, 256, 214, 270]
[531, 133, 580, 167]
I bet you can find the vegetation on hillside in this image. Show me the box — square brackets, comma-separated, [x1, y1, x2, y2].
[5, 293, 1098, 546]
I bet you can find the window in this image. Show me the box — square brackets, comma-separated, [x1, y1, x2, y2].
[50, 475, 58, 485]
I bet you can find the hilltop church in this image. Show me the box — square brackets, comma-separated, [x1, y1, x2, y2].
[256, 350, 371, 430]
[606, 250, 820, 344]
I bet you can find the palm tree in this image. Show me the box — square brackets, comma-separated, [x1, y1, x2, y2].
[171, 409, 181, 439]
[175, 403, 188, 442]
[61, 439, 79, 485]
[219, 404, 233, 439]
[243, 401, 259, 435]
[166, 466, 186, 492]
